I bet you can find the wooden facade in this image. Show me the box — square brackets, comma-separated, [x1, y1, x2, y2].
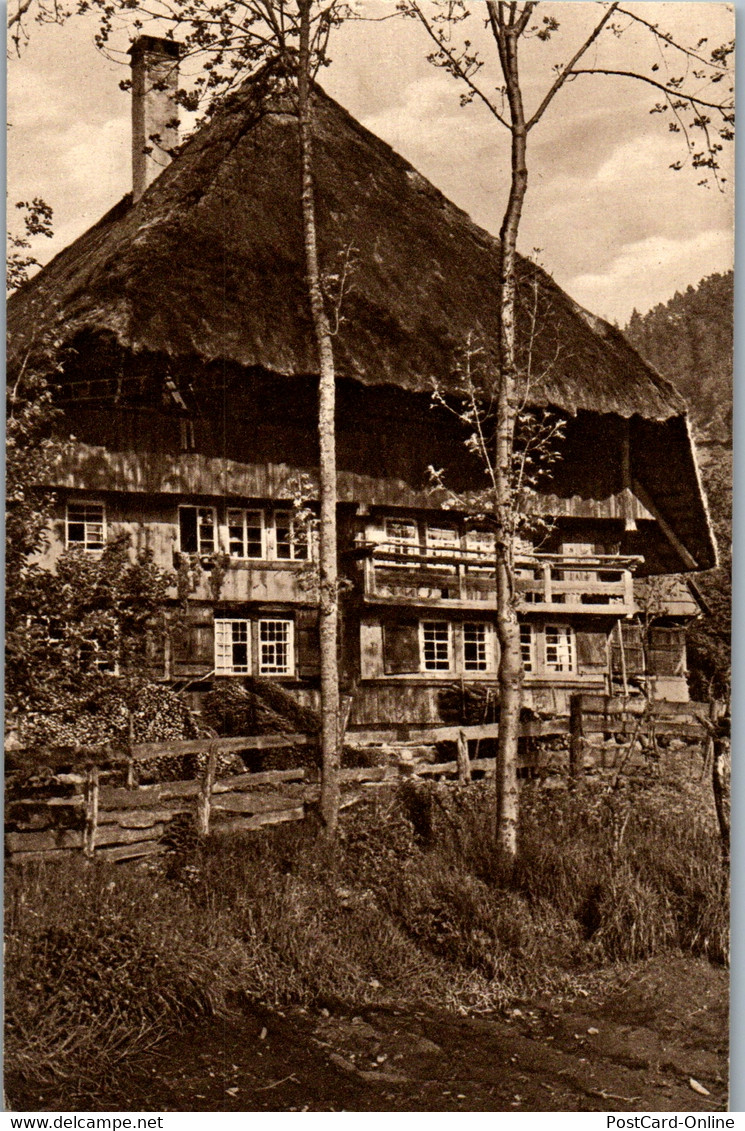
[9, 46, 714, 734]
[35, 380, 704, 730]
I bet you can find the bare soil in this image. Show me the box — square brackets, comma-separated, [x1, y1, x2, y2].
[8, 954, 728, 1113]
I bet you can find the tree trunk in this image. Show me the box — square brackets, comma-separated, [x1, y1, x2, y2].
[488, 4, 529, 863]
[709, 700, 730, 865]
[298, 0, 340, 837]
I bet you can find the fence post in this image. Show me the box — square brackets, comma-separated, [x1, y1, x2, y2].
[84, 766, 100, 857]
[339, 693, 355, 749]
[126, 710, 136, 790]
[569, 694, 584, 778]
[196, 742, 218, 837]
[456, 729, 472, 784]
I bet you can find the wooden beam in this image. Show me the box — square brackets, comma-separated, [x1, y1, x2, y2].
[621, 421, 637, 531]
[131, 733, 314, 761]
[632, 478, 698, 570]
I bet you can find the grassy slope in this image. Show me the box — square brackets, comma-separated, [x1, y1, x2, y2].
[5, 772, 728, 1089]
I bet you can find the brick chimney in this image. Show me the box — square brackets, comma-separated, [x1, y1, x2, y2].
[128, 36, 181, 202]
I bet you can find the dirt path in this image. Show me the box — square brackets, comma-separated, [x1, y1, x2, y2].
[9, 955, 727, 1112]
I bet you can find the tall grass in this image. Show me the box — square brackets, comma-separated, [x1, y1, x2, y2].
[5, 774, 728, 1087]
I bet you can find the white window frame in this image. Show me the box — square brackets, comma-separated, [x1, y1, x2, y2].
[214, 618, 251, 675]
[227, 508, 265, 560]
[426, 523, 459, 556]
[178, 505, 217, 555]
[465, 528, 495, 572]
[462, 622, 494, 672]
[66, 502, 106, 551]
[545, 624, 576, 673]
[274, 511, 310, 562]
[426, 523, 459, 574]
[420, 620, 452, 672]
[258, 618, 295, 676]
[520, 623, 535, 673]
[385, 518, 420, 559]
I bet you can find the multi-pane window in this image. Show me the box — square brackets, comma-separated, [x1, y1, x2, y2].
[179, 506, 217, 555]
[275, 511, 309, 561]
[545, 624, 575, 672]
[520, 623, 534, 673]
[214, 619, 250, 674]
[426, 524, 459, 556]
[463, 622, 491, 671]
[259, 619, 294, 675]
[227, 509, 264, 559]
[421, 621, 451, 671]
[66, 503, 105, 551]
[385, 518, 419, 557]
[465, 528, 495, 570]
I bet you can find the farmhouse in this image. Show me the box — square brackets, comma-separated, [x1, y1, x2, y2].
[7, 37, 715, 736]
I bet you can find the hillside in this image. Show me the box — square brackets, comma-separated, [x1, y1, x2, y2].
[623, 271, 733, 444]
[624, 273, 732, 698]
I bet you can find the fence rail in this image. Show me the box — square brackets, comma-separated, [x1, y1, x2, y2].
[6, 696, 715, 864]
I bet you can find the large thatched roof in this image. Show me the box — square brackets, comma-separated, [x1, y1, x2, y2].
[9, 81, 684, 419]
[7, 78, 715, 568]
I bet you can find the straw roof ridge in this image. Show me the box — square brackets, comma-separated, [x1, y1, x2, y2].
[8, 75, 686, 423]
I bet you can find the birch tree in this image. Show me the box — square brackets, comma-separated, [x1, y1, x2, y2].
[16, 0, 353, 837]
[399, 0, 733, 863]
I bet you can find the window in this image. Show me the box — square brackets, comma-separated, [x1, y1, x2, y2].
[214, 619, 250, 674]
[275, 511, 309, 561]
[561, 542, 596, 556]
[520, 623, 534, 673]
[427, 523, 458, 573]
[179, 506, 216, 555]
[179, 418, 195, 452]
[426, 524, 459, 556]
[463, 622, 492, 671]
[421, 621, 451, 671]
[545, 624, 575, 672]
[385, 518, 419, 557]
[227, 509, 264, 559]
[465, 528, 495, 571]
[66, 503, 105, 551]
[259, 619, 294, 675]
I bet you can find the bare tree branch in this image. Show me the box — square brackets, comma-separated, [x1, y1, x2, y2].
[525, 1, 618, 131]
[570, 68, 733, 113]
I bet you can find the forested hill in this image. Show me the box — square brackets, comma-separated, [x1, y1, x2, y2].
[623, 271, 733, 444]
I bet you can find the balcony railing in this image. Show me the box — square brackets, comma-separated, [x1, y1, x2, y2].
[353, 542, 642, 614]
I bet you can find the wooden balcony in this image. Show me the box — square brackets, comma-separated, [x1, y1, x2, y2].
[353, 542, 641, 615]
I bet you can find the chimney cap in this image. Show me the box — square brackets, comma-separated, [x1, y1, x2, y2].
[128, 35, 181, 62]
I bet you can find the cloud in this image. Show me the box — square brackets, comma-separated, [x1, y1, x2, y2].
[516, 127, 733, 319]
[361, 73, 501, 167]
[568, 228, 733, 323]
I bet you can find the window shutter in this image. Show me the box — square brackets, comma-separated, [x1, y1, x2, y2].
[576, 630, 609, 669]
[179, 507, 198, 553]
[173, 610, 214, 670]
[611, 624, 645, 675]
[648, 627, 685, 677]
[296, 608, 320, 678]
[383, 619, 420, 674]
[622, 624, 645, 673]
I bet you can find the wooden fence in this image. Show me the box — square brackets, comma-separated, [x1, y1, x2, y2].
[5, 696, 715, 864]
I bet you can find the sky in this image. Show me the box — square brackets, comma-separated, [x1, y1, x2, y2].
[6, 0, 735, 325]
